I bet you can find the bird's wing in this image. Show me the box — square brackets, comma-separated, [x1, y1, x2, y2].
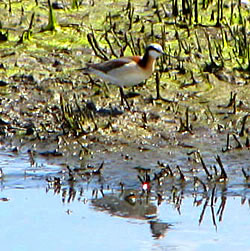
[86, 56, 140, 73]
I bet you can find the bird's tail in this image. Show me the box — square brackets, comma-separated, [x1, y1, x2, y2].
[76, 63, 93, 74]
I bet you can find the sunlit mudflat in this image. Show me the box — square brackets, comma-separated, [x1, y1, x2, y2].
[0, 0, 249, 250]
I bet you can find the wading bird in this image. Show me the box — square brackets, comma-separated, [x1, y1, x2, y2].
[80, 43, 165, 109]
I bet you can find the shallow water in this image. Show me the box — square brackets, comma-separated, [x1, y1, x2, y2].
[0, 151, 249, 251]
[1, 184, 250, 251]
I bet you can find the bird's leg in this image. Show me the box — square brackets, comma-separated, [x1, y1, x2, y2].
[119, 87, 124, 106]
[119, 87, 130, 110]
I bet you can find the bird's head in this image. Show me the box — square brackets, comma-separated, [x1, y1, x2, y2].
[146, 43, 165, 59]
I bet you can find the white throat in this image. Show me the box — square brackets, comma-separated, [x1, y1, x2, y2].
[148, 49, 163, 59]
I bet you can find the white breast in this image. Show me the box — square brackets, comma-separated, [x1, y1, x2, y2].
[108, 61, 153, 87]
